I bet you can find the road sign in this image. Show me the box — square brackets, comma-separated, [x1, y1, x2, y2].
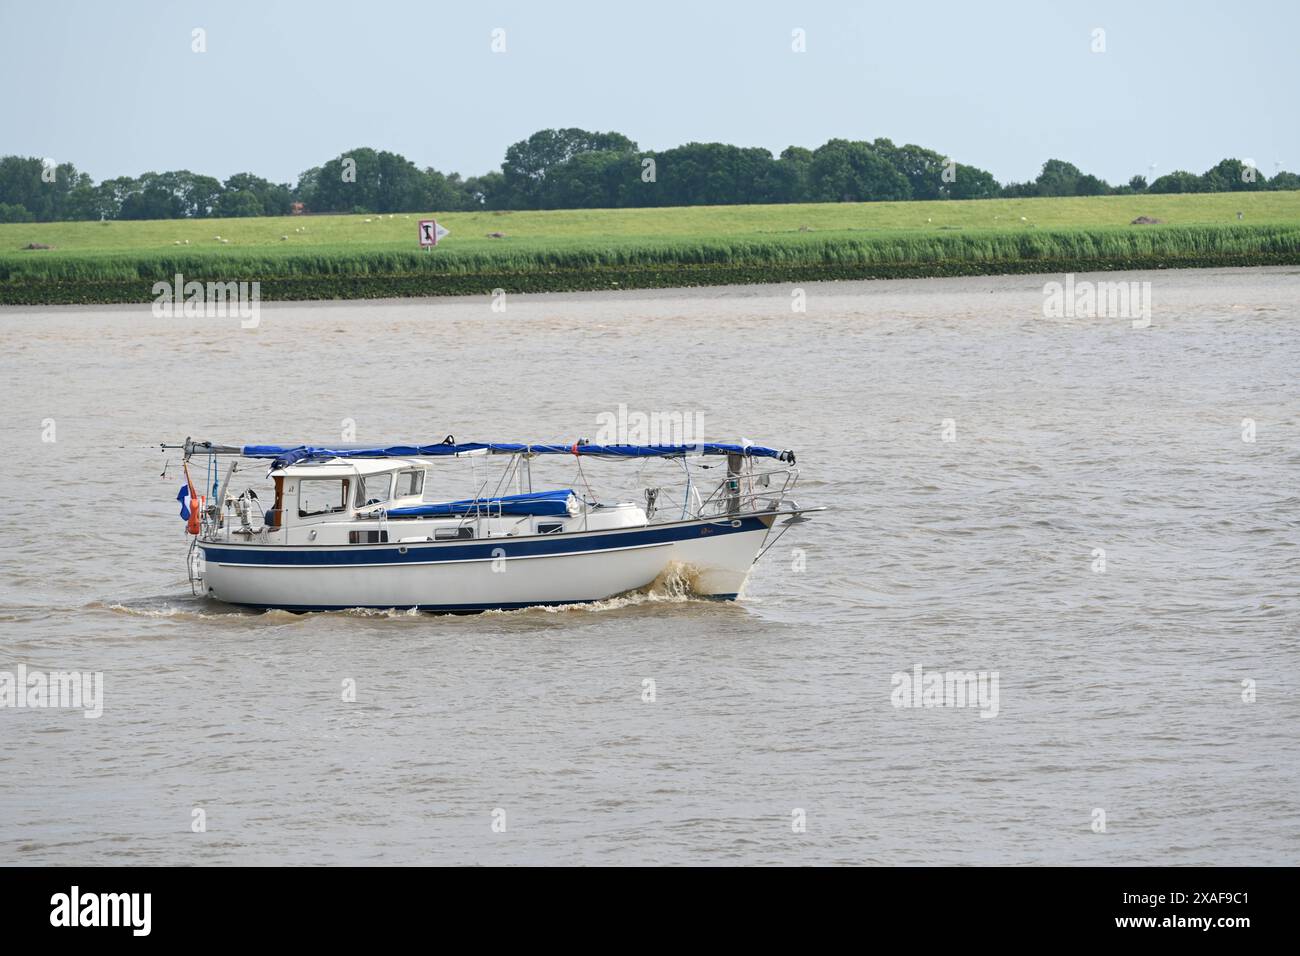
[418, 219, 450, 247]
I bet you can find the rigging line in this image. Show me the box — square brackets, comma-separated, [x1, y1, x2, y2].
[755, 522, 795, 564]
[489, 454, 516, 500]
[572, 455, 599, 505]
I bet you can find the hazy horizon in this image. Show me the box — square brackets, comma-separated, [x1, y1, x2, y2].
[2, 0, 1296, 187]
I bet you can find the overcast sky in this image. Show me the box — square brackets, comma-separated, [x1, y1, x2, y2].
[2, 0, 1295, 186]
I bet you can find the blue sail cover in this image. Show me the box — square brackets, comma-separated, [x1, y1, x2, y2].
[386, 489, 576, 518]
[242, 441, 795, 471]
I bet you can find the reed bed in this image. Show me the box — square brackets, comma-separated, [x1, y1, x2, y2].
[3, 222, 1299, 304]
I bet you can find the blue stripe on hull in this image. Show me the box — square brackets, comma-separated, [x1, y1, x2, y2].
[201, 516, 767, 567]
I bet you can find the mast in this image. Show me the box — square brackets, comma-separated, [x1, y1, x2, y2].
[726, 452, 743, 515]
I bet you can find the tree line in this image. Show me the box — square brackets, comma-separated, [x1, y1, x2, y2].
[2, 129, 1297, 223]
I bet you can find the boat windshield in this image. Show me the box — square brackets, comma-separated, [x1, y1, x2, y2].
[357, 473, 392, 507]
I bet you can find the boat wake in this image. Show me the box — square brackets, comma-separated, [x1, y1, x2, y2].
[490, 562, 726, 616]
[93, 598, 273, 622]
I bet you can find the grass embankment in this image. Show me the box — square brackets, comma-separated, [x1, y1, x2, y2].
[2, 192, 1299, 304]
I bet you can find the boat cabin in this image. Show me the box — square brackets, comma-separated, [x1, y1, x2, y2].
[217, 457, 647, 547]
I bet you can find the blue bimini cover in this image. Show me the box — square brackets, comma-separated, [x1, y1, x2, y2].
[241, 441, 794, 470]
[386, 489, 576, 518]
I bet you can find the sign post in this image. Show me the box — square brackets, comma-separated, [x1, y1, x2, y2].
[418, 219, 450, 251]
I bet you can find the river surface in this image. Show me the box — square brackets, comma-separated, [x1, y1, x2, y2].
[1, 267, 1297, 865]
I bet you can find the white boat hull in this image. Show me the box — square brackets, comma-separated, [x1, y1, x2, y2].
[198, 514, 777, 612]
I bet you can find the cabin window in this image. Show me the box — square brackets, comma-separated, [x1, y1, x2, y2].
[433, 527, 473, 540]
[298, 479, 350, 517]
[357, 474, 392, 508]
[395, 470, 424, 498]
[537, 521, 564, 534]
[348, 530, 389, 544]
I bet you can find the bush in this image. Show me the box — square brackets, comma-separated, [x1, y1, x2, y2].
[0, 202, 34, 223]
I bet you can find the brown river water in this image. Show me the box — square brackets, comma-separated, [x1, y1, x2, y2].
[0, 267, 1297, 865]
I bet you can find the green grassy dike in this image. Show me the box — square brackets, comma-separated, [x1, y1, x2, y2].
[3, 192, 1299, 304]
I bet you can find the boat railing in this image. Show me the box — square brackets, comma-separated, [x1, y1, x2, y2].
[694, 466, 796, 516]
[454, 493, 504, 539]
[649, 465, 799, 521]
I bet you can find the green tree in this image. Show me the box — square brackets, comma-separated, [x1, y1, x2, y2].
[182, 173, 223, 217]
[808, 140, 911, 202]
[304, 148, 466, 213]
[642, 142, 787, 206]
[312, 147, 381, 212]
[421, 169, 474, 210]
[873, 140, 951, 200]
[948, 163, 1001, 199]
[217, 190, 264, 217]
[777, 146, 814, 201]
[93, 176, 139, 219]
[540, 150, 631, 208]
[0, 202, 34, 222]
[1034, 159, 1083, 196]
[293, 166, 322, 210]
[1075, 173, 1109, 196]
[463, 170, 507, 209]
[61, 171, 101, 220]
[0, 156, 52, 219]
[1148, 170, 1203, 193]
[372, 150, 429, 212]
[501, 128, 637, 208]
[1200, 158, 1264, 192]
[219, 173, 291, 217]
[119, 172, 186, 219]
